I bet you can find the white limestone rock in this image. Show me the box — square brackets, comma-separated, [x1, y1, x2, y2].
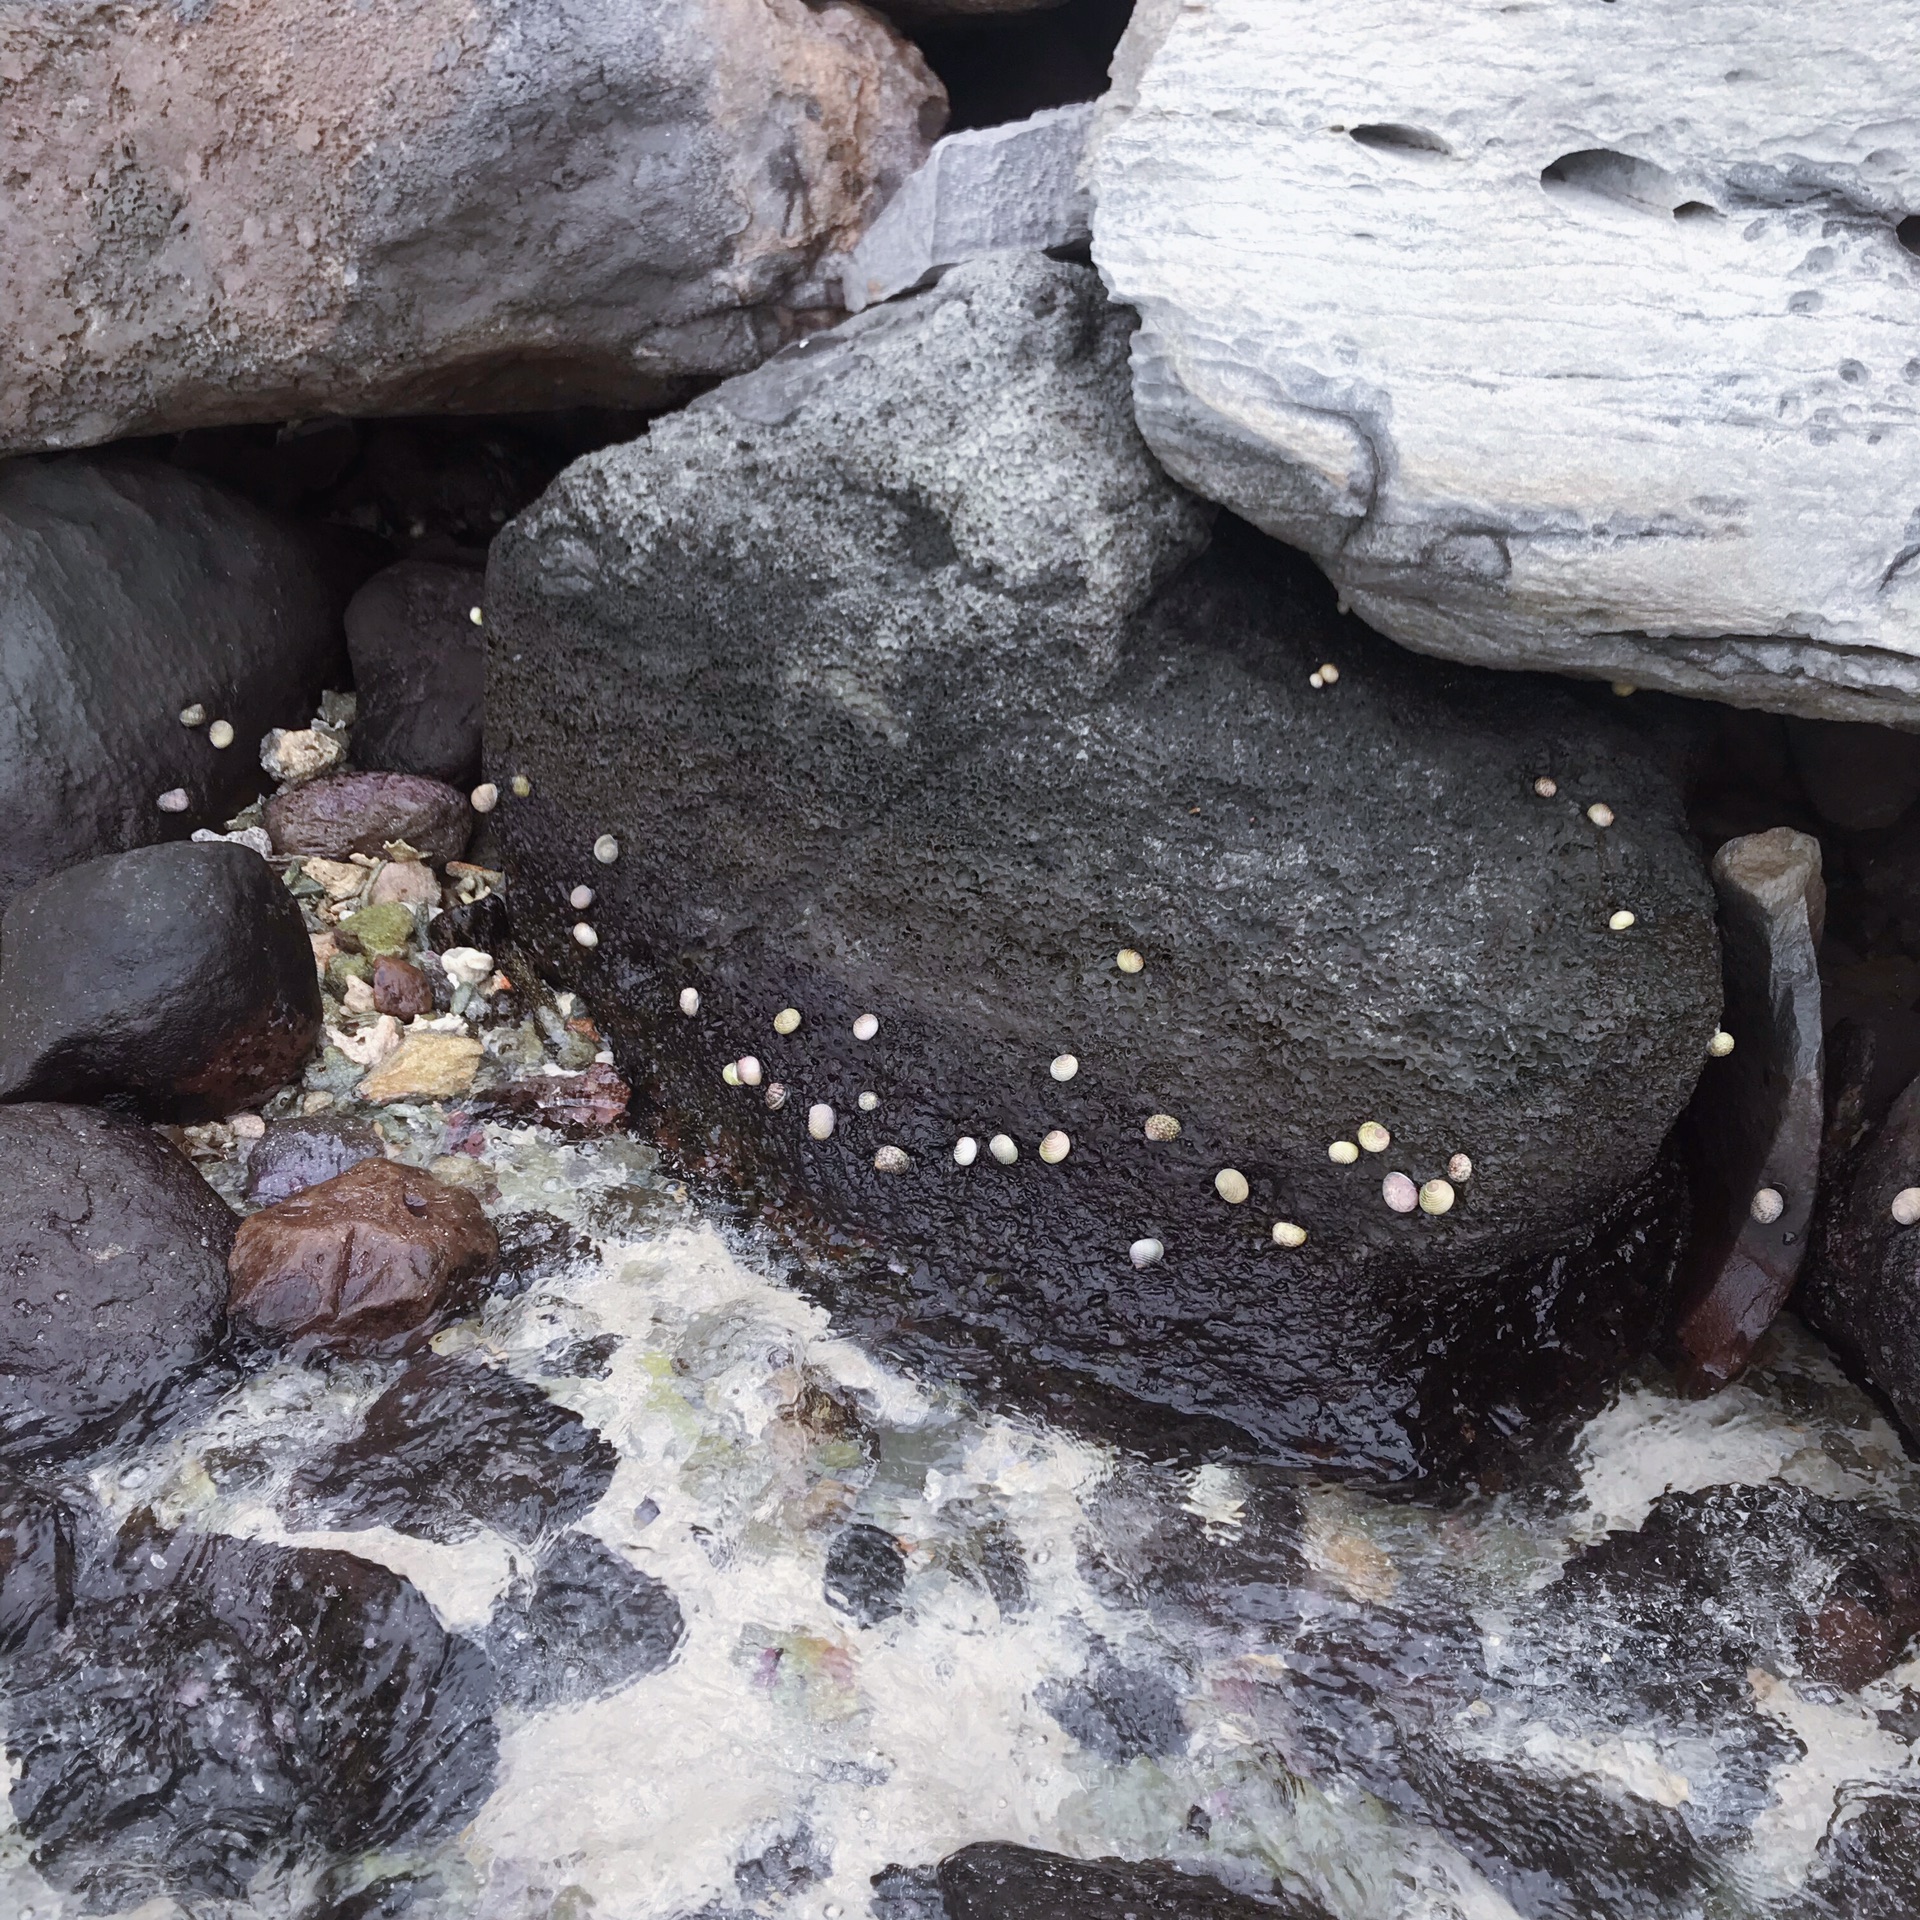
[1092, 0, 1920, 729]
[839, 103, 1094, 313]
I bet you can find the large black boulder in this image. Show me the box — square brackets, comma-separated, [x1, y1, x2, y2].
[0, 840, 324, 1120]
[0, 1104, 234, 1455]
[0, 453, 358, 908]
[484, 254, 1721, 1476]
[345, 558, 487, 785]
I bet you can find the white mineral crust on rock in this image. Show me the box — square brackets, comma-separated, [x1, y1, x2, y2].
[1091, 0, 1920, 728]
[839, 102, 1093, 312]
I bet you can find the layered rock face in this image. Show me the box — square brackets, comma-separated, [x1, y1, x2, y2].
[486, 255, 1721, 1476]
[0, 0, 941, 452]
[1091, 0, 1920, 729]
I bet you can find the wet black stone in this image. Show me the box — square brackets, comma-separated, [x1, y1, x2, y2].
[871, 1862, 949, 1920]
[936, 1843, 1330, 1920]
[6, 1516, 496, 1905]
[285, 1352, 617, 1546]
[0, 1473, 80, 1658]
[1038, 1653, 1187, 1762]
[0, 841, 323, 1121]
[346, 559, 487, 786]
[733, 1825, 833, 1905]
[0, 1104, 235, 1457]
[246, 1112, 387, 1204]
[486, 1208, 598, 1299]
[822, 1522, 907, 1627]
[482, 1530, 683, 1711]
[1793, 1787, 1920, 1920]
[299, 1873, 436, 1920]
[430, 888, 512, 956]
[539, 1331, 624, 1378]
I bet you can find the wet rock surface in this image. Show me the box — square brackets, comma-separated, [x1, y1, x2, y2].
[935, 1843, 1333, 1920]
[245, 1112, 386, 1203]
[284, 1351, 617, 1545]
[0, 455, 354, 906]
[229, 1158, 499, 1341]
[266, 769, 473, 864]
[482, 1530, 685, 1711]
[346, 559, 488, 786]
[823, 1521, 909, 1627]
[487, 253, 1719, 1475]
[0, 1104, 234, 1455]
[2, 1509, 497, 1905]
[0, 839, 322, 1119]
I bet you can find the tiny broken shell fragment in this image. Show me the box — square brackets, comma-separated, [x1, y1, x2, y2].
[722, 1062, 741, 1087]
[1214, 1167, 1250, 1204]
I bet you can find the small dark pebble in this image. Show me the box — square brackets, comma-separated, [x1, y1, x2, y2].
[371, 953, 435, 1020]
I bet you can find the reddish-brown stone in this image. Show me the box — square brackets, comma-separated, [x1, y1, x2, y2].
[229, 1158, 497, 1340]
[372, 954, 435, 1021]
[473, 1061, 631, 1133]
[265, 771, 472, 865]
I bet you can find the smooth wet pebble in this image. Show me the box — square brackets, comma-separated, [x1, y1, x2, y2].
[853, 1014, 879, 1041]
[1751, 1186, 1785, 1225]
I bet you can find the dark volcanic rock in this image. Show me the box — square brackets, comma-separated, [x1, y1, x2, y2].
[1674, 829, 1825, 1388]
[486, 252, 1720, 1476]
[346, 559, 488, 785]
[229, 1159, 499, 1341]
[1786, 717, 1920, 832]
[1038, 1653, 1187, 1762]
[285, 1351, 616, 1546]
[0, 454, 354, 908]
[486, 1209, 598, 1299]
[1792, 1787, 1920, 1920]
[937, 1844, 1329, 1920]
[0, 1474, 81, 1657]
[482, 1530, 684, 1710]
[1805, 1069, 1920, 1441]
[0, 841, 323, 1120]
[246, 1112, 386, 1204]
[266, 770, 472, 864]
[823, 1521, 909, 1627]
[0, 1104, 234, 1455]
[5, 1515, 496, 1904]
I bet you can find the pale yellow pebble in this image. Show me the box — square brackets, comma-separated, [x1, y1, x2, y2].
[1609, 910, 1636, 931]
[1708, 1030, 1735, 1058]
[722, 1062, 741, 1087]
[469, 606, 484, 625]
[358, 1032, 483, 1102]
[510, 774, 532, 798]
[1318, 662, 1340, 684]
[1116, 948, 1145, 974]
[1611, 681, 1636, 697]
[208, 719, 235, 750]
[773, 1007, 802, 1035]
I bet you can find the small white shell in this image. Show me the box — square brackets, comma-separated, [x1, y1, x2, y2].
[470, 783, 499, 814]
[593, 834, 620, 865]
[858, 1091, 879, 1112]
[1586, 802, 1615, 828]
[678, 987, 701, 1016]
[808, 1103, 835, 1140]
[179, 703, 207, 728]
[1271, 1220, 1307, 1248]
[954, 1136, 979, 1166]
[1329, 1139, 1360, 1165]
[1144, 1114, 1181, 1143]
[572, 922, 598, 948]
[1318, 662, 1340, 684]
[736, 1056, 763, 1087]
[208, 719, 235, 750]
[1309, 671, 1325, 689]
[157, 788, 190, 813]
[1609, 910, 1637, 932]
[1708, 1030, 1735, 1058]
[853, 1013, 879, 1041]
[873, 1146, 910, 1174]
[468, 606, 485, 626]
[1050, 1054, 1079, 1082]
[1892, 1187, 1920, 1227]
[1533, 776, 1557, 798]
[1448, 1153, 1474, 1182]
[989, 1133, 1019, 1165]
[1357, 1121, 1390, 1153]
[1039, 1129, 1071, 1163]
[1214, 1168, 1249, 1205]
[722, 1062, 741, 1087]
[1382, 1172, 1419, 1214]
[1129, 1237, 1165, 1269]
[773, 1007, 801, 1035]
[1116, 949, 1145, 974]
[1419, 1179, 1456, 1216]
[1750, 1186, 1785, 1224]
[570, 885, 594, 910]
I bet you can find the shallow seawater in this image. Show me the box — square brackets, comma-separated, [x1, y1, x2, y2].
[5, 1115, 1918, 1920]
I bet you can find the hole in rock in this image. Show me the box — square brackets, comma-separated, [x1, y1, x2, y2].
[1349, 123, 1452, 156]
[1898, 214, 1920, 256]
[890, 0, 1135, 133]
[1540, 148, 1682, 215]
[1673, 200, 1723, 222]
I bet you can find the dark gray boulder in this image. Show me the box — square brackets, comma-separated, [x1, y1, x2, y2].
[0, 841, 323, 1120]
[0, 1104, 234, 1455]
[936, 1844, 1332, 1920]
[346, 559, 487, 785]
[0, 454, 355, 908]
[484, 254, 1721, 1477]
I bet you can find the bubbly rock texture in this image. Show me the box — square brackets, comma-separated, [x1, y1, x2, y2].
[0, 1105, 233, 1454]
[0, 0, 942, 451]
[345, 559, 487, 786]
[486, 254, 1720, 1476]
[1091, 0, 1920, 728]
[0, 841, 322, 1120]
[0, 456, 353, 906]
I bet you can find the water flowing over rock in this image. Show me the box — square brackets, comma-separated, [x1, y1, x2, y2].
[0, 0, 943, 451]
[486, 252, 1720, 1476]
[0, 1105, 234, 1456]
[0, 841, 322, 1120]
[0, 456, 354, 906]
[936, 1844, 1335, 1920]
[1090, 0, 1920, 729]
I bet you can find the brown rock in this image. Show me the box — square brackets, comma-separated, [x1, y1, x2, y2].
[368, 860, 441, 909]
[229, 1158, 498, 1339]
[371, 955, 434, 1021]
[358, 1031, 484, 1102]
[266, 772, 471, 865]
[0, 0, 941, 455]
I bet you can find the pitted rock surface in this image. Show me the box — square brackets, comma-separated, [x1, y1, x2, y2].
[485, 253, 1720, 1475]
[266, 770, 472, 865]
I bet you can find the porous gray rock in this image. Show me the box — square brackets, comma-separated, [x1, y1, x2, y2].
[1091, 0, 1920, 729]
[0, 0, 943, 452]
[0, 841, 323, 1121]
[0, 1105, 234, 1455]
[345, 559, 487, 786]
[486, 253, 1721, 1477]
[1674, 830, 1825, 1388]
[0, 455, 354, 906]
